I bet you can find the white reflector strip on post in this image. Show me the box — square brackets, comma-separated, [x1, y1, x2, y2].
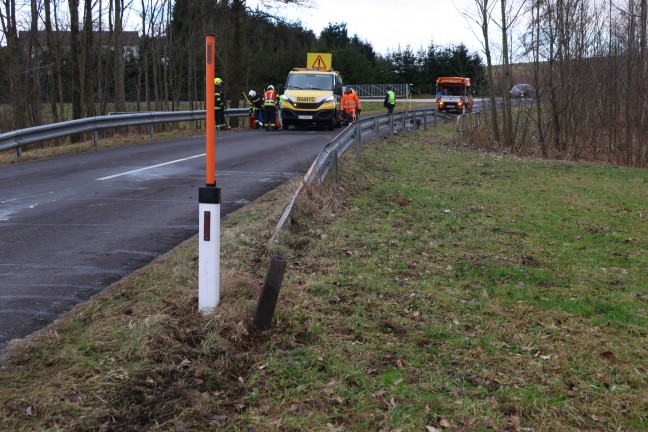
[199, 202, 220, 312]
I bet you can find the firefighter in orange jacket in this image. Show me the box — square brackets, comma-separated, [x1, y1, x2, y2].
[263, 85, 279, 131]
[341, 86, 362, 125]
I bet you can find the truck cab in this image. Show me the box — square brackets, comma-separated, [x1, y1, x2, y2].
[436, 77, 473, 114]
[279, 68, 344, 130]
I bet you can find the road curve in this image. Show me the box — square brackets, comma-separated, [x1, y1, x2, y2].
[0, 127, 338, 353]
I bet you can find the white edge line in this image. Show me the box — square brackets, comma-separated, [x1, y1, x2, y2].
[96, 153, 206, 180]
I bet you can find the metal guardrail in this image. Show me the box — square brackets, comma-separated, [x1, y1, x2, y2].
[352, 84, 410, 99]
[0, 108, 249, 156]
[456, 111, 481, 133]
[269, 108, 454, 242]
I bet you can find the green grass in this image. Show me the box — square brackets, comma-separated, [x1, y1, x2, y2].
[1, 124, 646, 431]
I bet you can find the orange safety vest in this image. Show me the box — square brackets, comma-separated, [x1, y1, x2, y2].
[263, 89, 277, 107]
[341, 92, 361, 113]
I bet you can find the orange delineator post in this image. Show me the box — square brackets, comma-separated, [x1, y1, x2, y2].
[199, 34, 220, 313]
[205, 35, 215, 186]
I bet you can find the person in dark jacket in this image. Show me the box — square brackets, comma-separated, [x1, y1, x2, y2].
[215, 77, 227, 131]
[248, 90, 264, 128]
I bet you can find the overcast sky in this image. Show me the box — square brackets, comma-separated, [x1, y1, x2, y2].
[247, 0, 483, 56]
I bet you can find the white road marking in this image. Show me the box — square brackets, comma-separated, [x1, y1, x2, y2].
[96, 153, 206, 180]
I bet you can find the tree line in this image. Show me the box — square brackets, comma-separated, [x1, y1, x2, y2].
[468, 0, 648, 167]
[0, 0, 483, 133]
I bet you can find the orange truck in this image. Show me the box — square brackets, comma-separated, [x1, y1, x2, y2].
[435, 77, 473, 114]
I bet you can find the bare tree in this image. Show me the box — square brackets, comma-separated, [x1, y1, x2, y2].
[27, 0, 43, 126]
[69, 0, 83, 121]
[464, 0, 500, 142]
[112, 0, 126, 111]
[1, 0, 28, 129]
[43, 0, 61, 122]
[83, 0, 96, 117]
[499, 0, 514, 148]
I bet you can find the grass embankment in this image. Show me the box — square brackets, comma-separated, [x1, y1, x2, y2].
[1, 124, 646, 431]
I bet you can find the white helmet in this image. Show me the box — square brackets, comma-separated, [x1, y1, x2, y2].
[248, 90, 256, 98]
[267, 85, 274, 91]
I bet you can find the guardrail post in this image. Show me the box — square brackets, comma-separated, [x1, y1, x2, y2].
[253, 255, 287, 330]
[355, 121, 362, 159]
[149, 123, 154, 141]
[374, 117, 380, 143]
[15, 144, 22, 157]
[332, 149, 339, 183]
[434, 110, 437, 127]
[92, 130, 99, 146]
[389, 114, 395, 142]
[373, 117, 380, 148]
[423, 111, 428, 130]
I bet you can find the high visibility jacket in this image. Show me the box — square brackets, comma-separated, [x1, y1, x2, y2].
[215, 86, 225, 110]
[341, 91, 362, 113]
[386, 90, 395, 105]
[263, 89, 277, 107]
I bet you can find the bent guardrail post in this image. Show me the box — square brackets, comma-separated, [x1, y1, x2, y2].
[253, 255, 287, 330]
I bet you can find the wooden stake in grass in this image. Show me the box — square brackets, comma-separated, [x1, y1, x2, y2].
[253, 255, 287, 329]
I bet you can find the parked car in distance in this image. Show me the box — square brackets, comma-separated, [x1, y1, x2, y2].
[510, 83, 533, 98]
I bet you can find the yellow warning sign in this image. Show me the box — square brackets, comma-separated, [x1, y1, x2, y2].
[307, 53, 332, 70]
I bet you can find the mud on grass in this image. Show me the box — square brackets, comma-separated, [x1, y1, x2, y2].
[1, 124, 647, 431]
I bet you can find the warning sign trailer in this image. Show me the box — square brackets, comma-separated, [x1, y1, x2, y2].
[306, 52, 332, 70]
[278, 53, 344, 130]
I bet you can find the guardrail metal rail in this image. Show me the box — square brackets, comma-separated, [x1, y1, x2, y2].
[0, 108, 249, 157]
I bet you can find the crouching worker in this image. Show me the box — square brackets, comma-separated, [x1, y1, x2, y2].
[248, 90, 264, 128]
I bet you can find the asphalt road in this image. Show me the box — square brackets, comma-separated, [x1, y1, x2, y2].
[0, 127, 338, 353]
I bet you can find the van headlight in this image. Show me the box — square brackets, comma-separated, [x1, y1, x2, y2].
[317, 95, 334, 104]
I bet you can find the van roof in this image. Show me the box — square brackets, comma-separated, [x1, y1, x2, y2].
[291, 68, 340, 75]
[436, 77, 471, 86]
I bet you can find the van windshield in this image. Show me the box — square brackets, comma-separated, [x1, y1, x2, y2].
[286, 74, 334, 91]
[436, 85, 468, 96]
